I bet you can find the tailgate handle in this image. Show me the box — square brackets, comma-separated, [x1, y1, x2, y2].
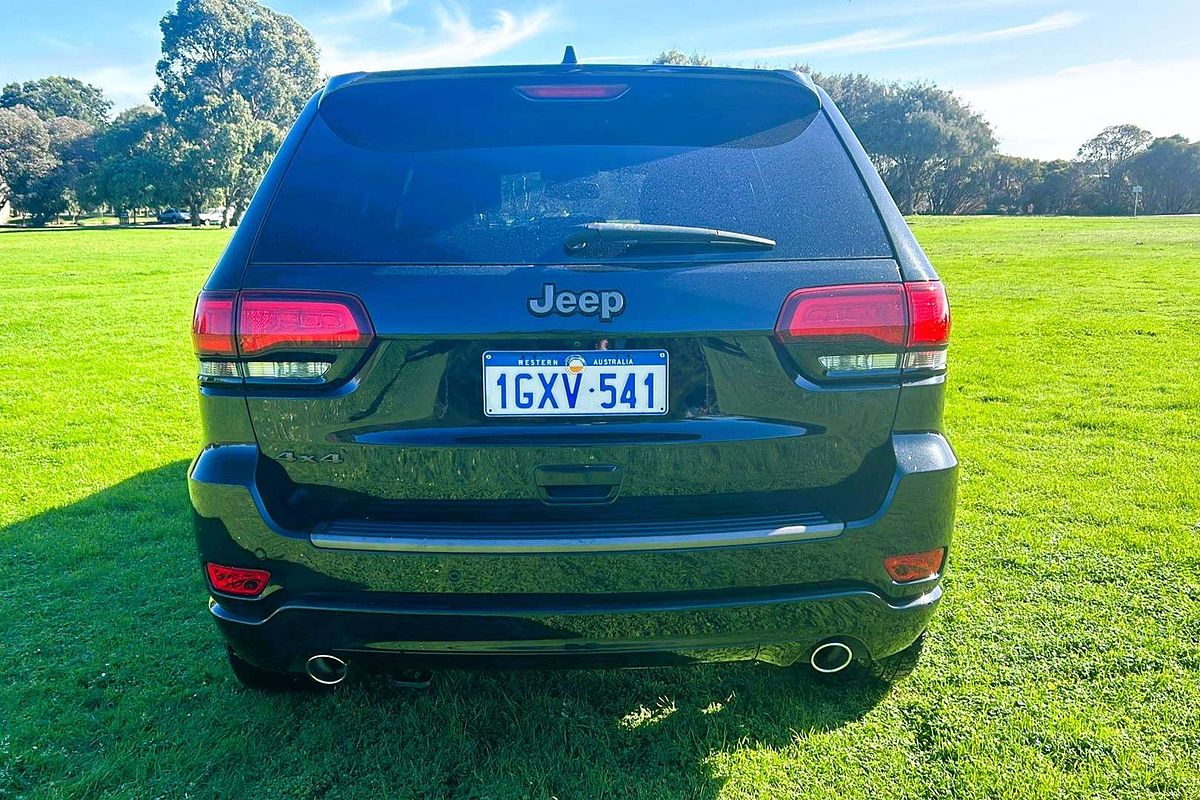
[535, 465, 623, 505]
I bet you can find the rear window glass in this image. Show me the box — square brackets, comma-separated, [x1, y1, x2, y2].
[252, 73, 892, 264]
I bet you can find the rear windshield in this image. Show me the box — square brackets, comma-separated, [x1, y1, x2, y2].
[252, 71, 892, 264]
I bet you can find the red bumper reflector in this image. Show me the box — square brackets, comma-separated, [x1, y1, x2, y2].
[883, 548, 945, 583]
[206, 563, 270, 597]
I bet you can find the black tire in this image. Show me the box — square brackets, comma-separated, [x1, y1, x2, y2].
[863, 632, 927, 684]
[225, 646, 307, 691]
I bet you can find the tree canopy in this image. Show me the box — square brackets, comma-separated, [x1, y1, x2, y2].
[0, 105, 56, 210]
[0, 77, 112, 127]
[152, 0, 321, 224]
[803, 70, 996, 213]
[651, 49, 714, 67]
[1120, 136, 1200, 215]
[82, 106, 177, 218]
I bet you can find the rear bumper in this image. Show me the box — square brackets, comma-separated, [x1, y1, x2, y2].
[190, 433, 956, 672]
[212, 583, 941, 672]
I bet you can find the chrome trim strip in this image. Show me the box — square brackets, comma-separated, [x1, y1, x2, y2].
[310, 521, 845, 554]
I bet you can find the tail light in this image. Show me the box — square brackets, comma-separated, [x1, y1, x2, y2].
[774, 281, 950, 379]
[883, 548, 945, 583]
[238, 292, 372, 355]
[192, 290, 374, 384]
[192, 292, 236, 355]
[205, 563, 271, 597]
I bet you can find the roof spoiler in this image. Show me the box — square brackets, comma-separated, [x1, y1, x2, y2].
[318, 64, 822, 111]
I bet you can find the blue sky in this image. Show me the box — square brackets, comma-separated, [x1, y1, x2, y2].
[2, 0, 1197, 159]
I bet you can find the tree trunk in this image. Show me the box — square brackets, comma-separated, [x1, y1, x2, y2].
[189, 198, 202, 227]
[231, 199, 247, 228]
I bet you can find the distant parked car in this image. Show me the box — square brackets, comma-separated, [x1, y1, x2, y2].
[199, 210, 225, 226]
[157, 208, 190, 224]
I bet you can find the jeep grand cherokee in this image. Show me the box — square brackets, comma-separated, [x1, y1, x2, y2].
[188, 58, 956, 689]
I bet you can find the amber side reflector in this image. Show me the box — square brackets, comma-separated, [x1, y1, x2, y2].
[883, 548, 945, 583]
[206, 563, 270, 597]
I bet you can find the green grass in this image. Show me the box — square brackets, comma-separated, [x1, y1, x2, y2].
[2, 218, 1199, 799]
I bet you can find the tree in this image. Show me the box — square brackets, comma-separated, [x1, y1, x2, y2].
[927, 156, 990, 215]
[84, 106, 179, 220]
[1076, 124, 1152, 176]
[803, 70, 995, 213]
[10, 116, 97, 224]
[0, 105, 55, 211]
[652, 49, 713, 66]
[153, 0, 321, 225]
[167, 93, 261, 221]
[1075, 124, 1152, 213]
[980, 155, 1043, 214]
[0, 76, 112, 127]
[1119, 136, 1200, 214]
[1025, 160, 1088, 215]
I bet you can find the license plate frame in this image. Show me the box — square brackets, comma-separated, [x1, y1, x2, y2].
[482, 350, 669, 417]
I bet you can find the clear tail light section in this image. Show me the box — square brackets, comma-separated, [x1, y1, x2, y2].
[774, 281, 950, 380]
[191, 290, 374, 385]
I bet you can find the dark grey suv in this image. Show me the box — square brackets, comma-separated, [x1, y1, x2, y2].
[188, 59, 956, 689]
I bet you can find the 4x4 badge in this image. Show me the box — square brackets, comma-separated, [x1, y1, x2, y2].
[528, 283, 625, 322]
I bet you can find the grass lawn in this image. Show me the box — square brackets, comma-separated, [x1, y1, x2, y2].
[1, 217, 1198, 799]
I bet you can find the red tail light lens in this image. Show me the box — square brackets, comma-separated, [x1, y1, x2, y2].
[774, 281, 950, 377]
[774, 284, 906, 346]
[883, 548, 945, 583]
[192, 290, 374, 384]
[905, 281, 951, 346]
[192, 292, 236, 356]
[516, 84, 629, 100]
[206, 563, 270, 597]
[237, 292, 373, 356]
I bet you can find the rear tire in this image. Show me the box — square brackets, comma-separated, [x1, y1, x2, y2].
[225, 646, 306, 691]
[863, 632, 927, 684]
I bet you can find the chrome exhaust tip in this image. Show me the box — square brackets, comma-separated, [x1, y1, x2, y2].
[809, 641, 854, 674]
[305, 654, 348, 685]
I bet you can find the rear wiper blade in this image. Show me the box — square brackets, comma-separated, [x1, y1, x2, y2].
[564, 222, 775, 253]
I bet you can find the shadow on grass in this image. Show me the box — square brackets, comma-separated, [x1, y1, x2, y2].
[1, 463, 889, 799]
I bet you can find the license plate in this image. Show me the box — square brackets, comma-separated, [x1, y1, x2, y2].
[483, 350, 668, 417]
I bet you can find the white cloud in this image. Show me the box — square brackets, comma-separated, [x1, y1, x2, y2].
[79, 63, 156, 111]
[960, 57, 1200, 159]
[727, 0, 1039, 34]
[718, 11, 1084, 61]
[720, 29, 912, 61]
[320, 4, 555, 74]
[908, 11, 1083, 47]
[314, 0, 406, 27]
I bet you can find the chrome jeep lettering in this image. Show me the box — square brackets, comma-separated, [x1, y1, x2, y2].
[527, 283, 626, 322]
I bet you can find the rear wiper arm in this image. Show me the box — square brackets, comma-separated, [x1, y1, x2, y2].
[564, 222, 775, 253]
